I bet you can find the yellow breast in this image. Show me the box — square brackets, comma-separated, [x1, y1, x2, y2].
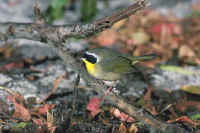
[82, 59, 95, 76]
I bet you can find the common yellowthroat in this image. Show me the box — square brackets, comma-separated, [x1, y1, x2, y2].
[81, 48, 156, 81]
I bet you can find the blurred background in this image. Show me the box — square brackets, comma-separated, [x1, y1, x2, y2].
[0, 0, 198, 23]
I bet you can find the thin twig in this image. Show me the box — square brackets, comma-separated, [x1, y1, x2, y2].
[94, 0, 148, 32]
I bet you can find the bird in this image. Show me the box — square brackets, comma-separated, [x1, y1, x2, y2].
[81, 47, 156, 82]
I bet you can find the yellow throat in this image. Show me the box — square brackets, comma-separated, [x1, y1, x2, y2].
[82, 58, 95, 76]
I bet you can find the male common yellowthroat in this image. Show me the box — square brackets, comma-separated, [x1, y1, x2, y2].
[81, 48, 156, 81]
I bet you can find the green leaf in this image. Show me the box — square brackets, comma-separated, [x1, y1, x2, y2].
[45, 0, 68, 23]
[159, 65, 200, 75]
[190, 114, 200, 121]
[81, 0, 97, 22]
[51, 0, 67, 9]
[181, 85, 200, 95]
[11, 122, 32, 133]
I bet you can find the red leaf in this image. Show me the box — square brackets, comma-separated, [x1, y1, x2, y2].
[38, 104, 55, 115]
[176, 100, 200, 112]
[7, 95, 31, 121]
[151, 23, 174, 35]
[0, 62, 24, 71]
[86, 97, 102, 117]
[168, 116, 199, 126]
[33, 118, 57, 133]
[33, 118, 45, 126]
[96, 30, 117, 46]
[119, 123, 127, 133]
[111, 108, 134, 123]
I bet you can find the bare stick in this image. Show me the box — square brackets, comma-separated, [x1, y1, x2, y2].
[0, 0, 149, 41]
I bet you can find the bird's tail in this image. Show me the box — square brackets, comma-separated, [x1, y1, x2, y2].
[131, 53, 157, 64]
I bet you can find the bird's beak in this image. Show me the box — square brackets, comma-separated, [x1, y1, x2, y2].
[81, 58, 87, 64]
[81, 57, 85, 61]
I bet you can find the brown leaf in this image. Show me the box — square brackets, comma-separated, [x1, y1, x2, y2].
[179, 45, 195, 58]
[167, 116, 199, 127]
[7, 95, 31, 121]
[119, 123, 127, 133]
[0, 43, 14, 58]
[131, 31, 150, 45]
[111, 108, 135, 123]
[112, 19, 126, 29]
[176, 98, 200, 112]
[33, 118, 45, 126]
[38, 104, 55, 115]
[96, 30, 117, 46]
[0, 62, 24, 71]
[128, 124, 138, 133]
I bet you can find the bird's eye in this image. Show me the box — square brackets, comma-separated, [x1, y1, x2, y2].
[83, 53, 97, 64]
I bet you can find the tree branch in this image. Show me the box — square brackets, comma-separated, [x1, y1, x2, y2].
[0, 0, 148, 42]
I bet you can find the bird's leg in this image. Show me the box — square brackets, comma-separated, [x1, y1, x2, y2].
[105, 86, 113, 96]
[72, 73, 80, 112]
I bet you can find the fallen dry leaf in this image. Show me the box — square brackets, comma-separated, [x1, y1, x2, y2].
[112, 19, 126, 30]
[111, 108, 135, 123]
[131, 31, 150, 45]
[0, 62, 24, 72]
[119, 123, 127, 133]
[176, 100, 200, 112]
[0, 43, 14, 58]
[96, 29, 117, 46]
[167, 116, 199, 127]
[179, 45, 195, 58]
[38, 104, 55, 115]
[151, 23, 174, 35]
[33, 118, 45, 126]
[7, 95, 31, 121]
[128, 124, 138, 133]
[87, 97, 102, 117]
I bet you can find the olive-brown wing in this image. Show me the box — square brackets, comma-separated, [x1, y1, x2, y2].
[101, 56, 135, 74]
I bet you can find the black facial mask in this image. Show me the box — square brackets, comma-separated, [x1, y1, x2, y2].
[83, 53, 97, 64]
